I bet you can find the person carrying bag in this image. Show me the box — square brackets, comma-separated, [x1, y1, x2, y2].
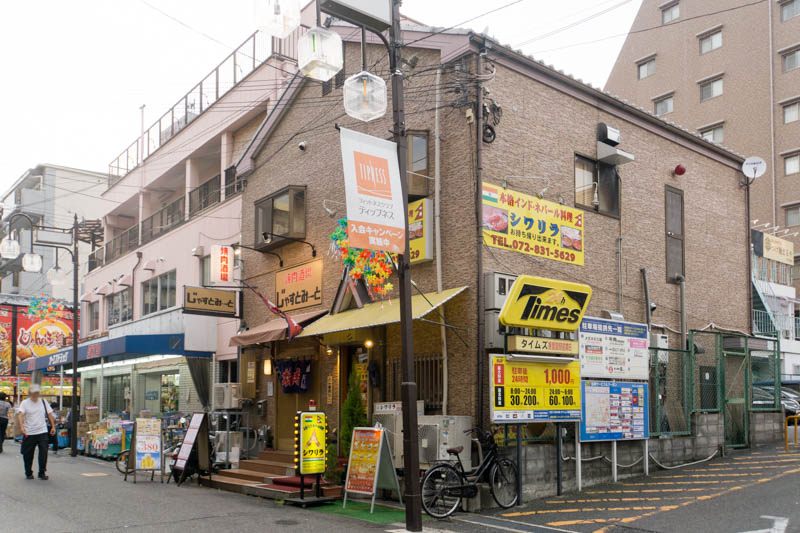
[16, 384, 57, 480]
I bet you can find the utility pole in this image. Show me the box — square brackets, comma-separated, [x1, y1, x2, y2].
[389, 1, 422, 529]
[70, 214, 79, 456]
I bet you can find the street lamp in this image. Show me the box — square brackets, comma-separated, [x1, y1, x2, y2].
[343, 70, 387, 122]
[298, 26, 343, 81]
[255, 0, 301, 39]
[262, 232, 317, 257]
[46, 254, 68, 286]
[0, 214, 43, 271]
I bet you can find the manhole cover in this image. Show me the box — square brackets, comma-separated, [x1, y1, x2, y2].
[275, 520, 299, 526]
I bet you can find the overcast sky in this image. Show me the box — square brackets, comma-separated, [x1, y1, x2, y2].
[0, 0, 641, 190]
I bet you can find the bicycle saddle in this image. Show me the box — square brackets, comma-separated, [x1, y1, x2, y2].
[446, 446, 463, 455]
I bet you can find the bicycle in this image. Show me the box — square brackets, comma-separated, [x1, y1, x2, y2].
[420, 427, 519, 519]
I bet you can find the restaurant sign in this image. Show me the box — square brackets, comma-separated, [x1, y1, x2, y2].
[183, 286, 237, 317]
[408, 198, 433, 264]
[209, 245, 234, 284]
[275, 259, 323, 312]
[499, 276, 592, 332]
[482, 182, 585, 266]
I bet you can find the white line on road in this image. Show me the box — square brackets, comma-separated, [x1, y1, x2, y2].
[738, 516, 789, 533]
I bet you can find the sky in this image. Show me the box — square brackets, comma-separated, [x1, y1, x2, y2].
[0, 0, 641, 190]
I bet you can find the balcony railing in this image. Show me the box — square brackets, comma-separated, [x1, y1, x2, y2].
[189, 175, 221, 218]
[753, 309, 777, 337]
[224, 166, 247, 198]
[107, 27, 304, 186]
[106, 224, 139, 264]
[796, 317, 800, 341]
[141, 197, 185, 245]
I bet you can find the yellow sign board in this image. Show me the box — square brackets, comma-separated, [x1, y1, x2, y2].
[763, 232, 794, 265]
[298, 411, 327, 475]
[408, 198, 433, 263]
[276, 259, 323, 312]
[490, 355, 581, 423]
[499, 276, 592, 331]
[507, 335, 578, 355]
[482, 182, 585, 266]
[183, 286, 237, 316]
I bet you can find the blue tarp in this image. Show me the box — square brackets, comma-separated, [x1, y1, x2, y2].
[17, 334, 212, 373]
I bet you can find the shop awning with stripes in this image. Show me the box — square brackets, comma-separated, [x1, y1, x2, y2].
[297, 286, 468, 338]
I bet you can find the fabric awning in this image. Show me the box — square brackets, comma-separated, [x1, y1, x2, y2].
[229, 309, 327, 347]
[298, 286, 468, 338]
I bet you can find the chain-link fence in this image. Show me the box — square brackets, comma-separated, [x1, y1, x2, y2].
[649, 347, 690, 436]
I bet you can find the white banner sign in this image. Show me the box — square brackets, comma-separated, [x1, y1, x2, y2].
[339, 127, 406, 253]
[209, 245, 234, 285]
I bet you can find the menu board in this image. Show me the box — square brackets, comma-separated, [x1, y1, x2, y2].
[579, 317, 649, 380]
[345, 428, 382, 494]
[175, 413, 204, 470]
[580, 381, 649, 442]
[134, 418, 162, 471]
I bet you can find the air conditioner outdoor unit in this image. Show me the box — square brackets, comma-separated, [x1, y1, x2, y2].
[418, 415, 473, 471]
[215, 431, 244, 463]
[372, 401, 425, 467]
[485, 310, 527, 349]
[651, 333, 669, 364]
[213, 383, 242, 410]
[485, 272, 518, 311]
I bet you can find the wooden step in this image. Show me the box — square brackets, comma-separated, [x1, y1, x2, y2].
[217, 468, 269, 483]
[259, 449, 294, 462]
[239, 459, 295, 476]
[200, 475, 344, 501]
[199, 475, 254, 494]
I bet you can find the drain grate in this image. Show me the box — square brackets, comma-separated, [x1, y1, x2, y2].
[275, 520, 299, 526]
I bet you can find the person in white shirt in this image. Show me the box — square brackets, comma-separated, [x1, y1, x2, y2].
[16, 384, 57, 480]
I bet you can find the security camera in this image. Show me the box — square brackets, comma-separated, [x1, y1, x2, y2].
[298, 141, 307, 151]
[649, 301, 657, 313]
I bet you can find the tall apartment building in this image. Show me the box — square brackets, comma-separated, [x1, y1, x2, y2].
[605, 0, 800, 376]
[0, 164, 110, 300]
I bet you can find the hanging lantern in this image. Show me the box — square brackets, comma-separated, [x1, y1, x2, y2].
[254, 0, 301, 39]
[0, 237, 20, 260]
[22, 253, 43, 273]
[46, 265, 67, 286]
[298, 27, 343, 82]
[343, 71, 387, 122]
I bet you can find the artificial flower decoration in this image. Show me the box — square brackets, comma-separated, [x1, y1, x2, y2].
[26, 294, 69, 319]
[330, 218, 395, 300]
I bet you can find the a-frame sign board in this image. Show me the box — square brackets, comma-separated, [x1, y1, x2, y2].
[172, 412, 212, 486]
[125, 418, 163, 484]
[342, 427, 402, 513]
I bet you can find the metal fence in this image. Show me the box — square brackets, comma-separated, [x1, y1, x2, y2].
[389, 353, 443, 412]
[650, 347, 691, 436]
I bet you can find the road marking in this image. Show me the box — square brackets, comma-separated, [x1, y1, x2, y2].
[503, 506, 658, 517]
[738, 515, 789, 533]
[454, 515, 576, 533]
[543, 496, 694, 504]
[620, 480, 734, 485]
[80, 473, 109, 477]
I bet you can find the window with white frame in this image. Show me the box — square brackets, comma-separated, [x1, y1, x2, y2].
[141, 270, 177, 316]
[786, 205, 800, 227]
[700, 125, 724, 143]
[638, 58, 656, 79]
[700, 78, 723, 101]
[106, 288, 132, 326]
[700, 31, 722, 54]
[783, 49, 800, 73]
[786, 153, 800, 175]
[662, 2, 679, 24]
[785, 101, 800, 124]
[783, 0, 799, 22]
[793, 256, 800, 280]
[654, 95, 674, 116]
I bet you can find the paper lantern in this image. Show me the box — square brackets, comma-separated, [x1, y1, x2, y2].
[22, 253, 43, 273]
[343, 71, 387, 122]
[0, 237, 20, 260]
[298, 27, 343, 82]
[254, 0, 301, 39]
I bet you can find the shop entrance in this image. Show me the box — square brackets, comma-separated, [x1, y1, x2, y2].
[722, 351, 749, 448]
[341, 345, 371, 420]
[275, 357, 320, 450]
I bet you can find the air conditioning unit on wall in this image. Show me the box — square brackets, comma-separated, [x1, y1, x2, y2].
[213, 383, 242, 410]
[484, 272, 518, 311]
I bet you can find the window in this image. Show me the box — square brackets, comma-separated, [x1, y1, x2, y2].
[665, 186, 685, 283]
[700, 78, 723, 101]
[200, 255, 211, 287]
[254, 187, 306, 248]
[638, 58, 656, 80]
[662, 2, 679, 24]
[793, 256, 800, 281]
[785, 101, 800, 124]
[142, 270, 177, 316]
[217, 360, 239, 384]
[88, 301, 100, 332]
[654, 95, 674, 116]
[106, 288, 132, 326]
[700, 125, 724, 143]
[408, 131, 429, 197]
[783, 0, 799, 22]
[783, 49, 800, 73]
[787, 206, 800, 227]
[700, 31, 722, 54]
[11, 271, 19, 288]
[786, 154, 800, 175]
[574, 155, 620, 217]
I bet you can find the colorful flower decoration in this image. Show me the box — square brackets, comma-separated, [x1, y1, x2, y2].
[26, 294, 69, 320]
[330, 218, 395, 300]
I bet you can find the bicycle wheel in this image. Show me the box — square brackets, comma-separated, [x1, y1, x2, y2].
[421, 463, 462, 519]
[490, 458, 519, 508]
[116, 450, 133, 474]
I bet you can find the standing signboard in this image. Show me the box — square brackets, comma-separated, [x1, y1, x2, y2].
[296, 411, 327, 475]
[580, 381, 649, 442]
[578, 317, 649, 379]
[343, 427, 402, 513]
[490, 354, 581, 423]
[172, 412, 211, 486]
[125, 418, 163, 483]
[339, 127, 406, 254]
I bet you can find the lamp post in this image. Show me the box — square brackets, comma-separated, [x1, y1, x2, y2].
[1, 212, 81, 456]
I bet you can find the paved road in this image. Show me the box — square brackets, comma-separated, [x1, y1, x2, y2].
[2, 442, 798, 532]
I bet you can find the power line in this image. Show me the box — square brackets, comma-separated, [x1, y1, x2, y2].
[515, 0, 635, 47]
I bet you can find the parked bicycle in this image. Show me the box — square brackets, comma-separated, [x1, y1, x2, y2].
[420, 427, 519, 519]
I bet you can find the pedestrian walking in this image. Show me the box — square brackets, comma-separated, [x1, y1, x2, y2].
[0, 392, 12, 453]
[16, 384, 56, 480]
[49, 402, 60, 454]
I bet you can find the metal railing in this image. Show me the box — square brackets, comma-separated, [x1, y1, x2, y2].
[189, 175, 221, 218]
[108, 30, 279, 185]
[105, 224, 140, 264]
[141, 197, 185, 245]
[753, 309, 778, 337]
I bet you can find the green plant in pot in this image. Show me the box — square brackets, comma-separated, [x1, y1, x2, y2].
[340, 366, 367, 460]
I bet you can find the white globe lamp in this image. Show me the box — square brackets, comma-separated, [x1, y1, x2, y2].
[298, 27, 343, 82]
[254, 0, 301, 39]
[22, 253, 43, 273]
[0, 237, 20, 260]
[343, 71, 387, 122]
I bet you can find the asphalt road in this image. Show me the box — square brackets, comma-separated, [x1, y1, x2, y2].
[1, 442, 798, 533]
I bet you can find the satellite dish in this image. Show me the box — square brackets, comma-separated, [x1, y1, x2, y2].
[742, 156, 767, 179]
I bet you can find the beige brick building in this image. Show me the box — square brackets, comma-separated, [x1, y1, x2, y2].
[605, 0, 800, 289]
[231, 19, 749, 453]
